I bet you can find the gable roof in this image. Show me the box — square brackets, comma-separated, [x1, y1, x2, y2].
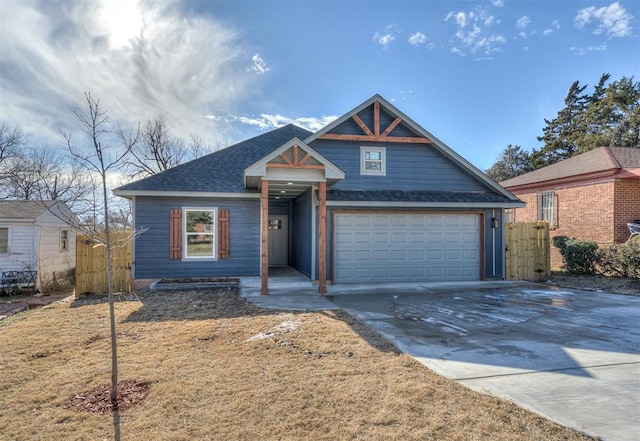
[501, 147, 640, 189]
[244, 137, 345, 186]
[307, 94, 520, 202]
[115, 94, 521, 204]
[115, 124, 312, 196]
[0, 200, 57, 220]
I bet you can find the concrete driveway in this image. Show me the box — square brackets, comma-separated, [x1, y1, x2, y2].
[327, 282, 640, 441]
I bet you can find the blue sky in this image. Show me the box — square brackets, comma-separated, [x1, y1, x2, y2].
[0, 0, 638, 170]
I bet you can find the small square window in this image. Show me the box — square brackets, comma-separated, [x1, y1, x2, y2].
[361, 147, 386, 176]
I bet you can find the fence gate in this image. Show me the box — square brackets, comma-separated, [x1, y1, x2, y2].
[75, 233, 132, 295]
[505, 222, 550, 280]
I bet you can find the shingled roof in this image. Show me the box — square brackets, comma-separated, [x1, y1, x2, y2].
[116, 124, 312, 194]
[0, 200, 56, 219]
[327, 190, 514, 204]
[501, 147, 640, 188]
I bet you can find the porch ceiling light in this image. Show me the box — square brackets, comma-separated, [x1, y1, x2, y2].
[280, 190, 286, 193]
[287, 182, 294, 185]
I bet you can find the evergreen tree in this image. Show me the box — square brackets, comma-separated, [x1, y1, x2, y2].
[485, 145, 533, 182]
[531, 80, 589, 168]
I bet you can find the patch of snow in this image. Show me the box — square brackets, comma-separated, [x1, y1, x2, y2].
[246, 313, 301, 342]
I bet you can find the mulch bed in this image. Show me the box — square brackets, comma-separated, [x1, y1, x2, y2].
[66, 381, 150, 415]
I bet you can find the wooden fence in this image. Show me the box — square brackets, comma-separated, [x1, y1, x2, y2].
[75, 232, 132, 295]
[505, 221, 551, 280]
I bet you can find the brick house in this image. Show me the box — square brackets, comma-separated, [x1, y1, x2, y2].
[500, 147, 640, 269]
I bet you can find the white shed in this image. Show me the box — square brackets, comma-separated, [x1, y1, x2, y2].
[0, 200, 77, 291]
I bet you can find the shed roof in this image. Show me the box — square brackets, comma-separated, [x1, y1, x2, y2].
[500, 147, 640, 188]
[0, 200, 56, 219]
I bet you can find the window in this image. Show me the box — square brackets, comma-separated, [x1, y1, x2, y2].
[184, 209, 217, 258]
[504, 209, 514, 223]
[60, 229, 69, 252]
[0, 227, 8, 254]
[361, 147, 386, 176]
[537, 190, 557, 228]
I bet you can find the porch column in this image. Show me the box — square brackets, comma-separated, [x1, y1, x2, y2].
[261, 179, 269, 295]
[318, 180, 327, 294]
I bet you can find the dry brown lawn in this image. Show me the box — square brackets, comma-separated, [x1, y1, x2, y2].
[0, 289, 595, 441]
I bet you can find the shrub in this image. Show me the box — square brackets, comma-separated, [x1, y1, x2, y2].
[553, 236, 599, 274]
[597, 237, 640, 279]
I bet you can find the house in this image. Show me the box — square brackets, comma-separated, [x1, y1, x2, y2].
[114, 95, 524, 294]
[500, 147, 640, 269]
[0, 200, 77, 291]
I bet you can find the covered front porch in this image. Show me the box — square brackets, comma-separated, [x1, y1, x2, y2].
[244, 138, 345, 295]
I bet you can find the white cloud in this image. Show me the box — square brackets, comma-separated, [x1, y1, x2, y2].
[516, 16, 530, 30]
[570, 43, 608, 55]
[248, 53, 269, 75]
[445, 7, 505, 56]
[574, 2, 633, 38]
[492, 0, 504, 7]
[373, 29, 396, 50]
[408, 31, 427, 46]
[0, 0, 259, 149]
[543, 20, 560, 37]
[234, 114, 339, 132]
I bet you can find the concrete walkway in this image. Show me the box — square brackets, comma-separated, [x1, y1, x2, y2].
[241, 271, 640, 441]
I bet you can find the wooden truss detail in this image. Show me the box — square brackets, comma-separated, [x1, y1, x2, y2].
[267, 145, 325, 170]
[318, 101, 432, 144]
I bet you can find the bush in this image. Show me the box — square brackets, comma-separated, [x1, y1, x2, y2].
[597, 238, 640, 279]
[552, 236, 599, 274]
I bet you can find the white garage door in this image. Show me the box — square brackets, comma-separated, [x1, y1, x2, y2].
[334, 213, 481, 283]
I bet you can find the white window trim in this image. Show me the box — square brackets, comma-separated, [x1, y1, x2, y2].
[59, 229, 69, 252]
[0, 227, 9, 255]
[183, 207, 218, 260]
[537, 190, 557, 228]
[360, 146, 386, 176]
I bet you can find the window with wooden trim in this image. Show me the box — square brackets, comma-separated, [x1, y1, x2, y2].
[537, 190, 557, 228]
[360, 146, 386, 176]
[0, 227, 8, 254]
[60, 229, 69, 252]
[169, 208, 230, 260]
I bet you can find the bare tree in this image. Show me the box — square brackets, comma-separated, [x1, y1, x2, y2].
[0, 122, 26, 164]
[124, 114, 223, 178]
[60, 92, 140, 440]
[125, 114, 186, 177]
[0, 123, 28, 184]
[0, 145, 91, 208]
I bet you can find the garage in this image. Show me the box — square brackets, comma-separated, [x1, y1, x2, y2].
[334, 213, 481, 283]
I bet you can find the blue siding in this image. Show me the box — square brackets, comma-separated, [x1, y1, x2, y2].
[485, 209, 505, 280]
[311, 139, 487, 192]
[291, 190, 312, 277]
[134, 196, 260, 279]
[269, 200, 290, 215]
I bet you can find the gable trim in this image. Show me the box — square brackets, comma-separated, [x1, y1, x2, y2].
[306, 94, 520, 202]
[244, 137, 345, 187]
[316, 99, 431, 144]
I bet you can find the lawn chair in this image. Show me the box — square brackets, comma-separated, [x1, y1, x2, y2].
[627, 222, 640, 242]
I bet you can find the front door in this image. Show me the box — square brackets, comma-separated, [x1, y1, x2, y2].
[268, 215, 288, 266]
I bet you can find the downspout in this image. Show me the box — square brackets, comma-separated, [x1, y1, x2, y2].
[492, 209, 497, 277]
